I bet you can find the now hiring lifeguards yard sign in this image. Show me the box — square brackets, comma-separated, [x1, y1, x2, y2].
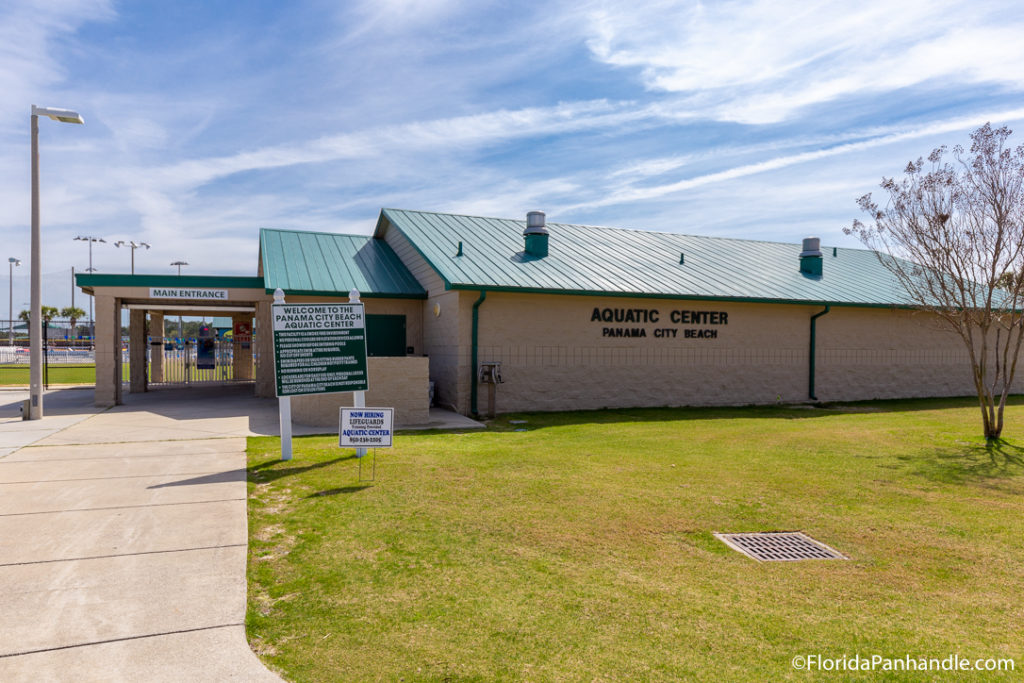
[272, 302, 369, 396]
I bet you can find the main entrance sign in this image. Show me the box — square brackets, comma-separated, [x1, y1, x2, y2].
[272, 303, 369, 396]
[149, 287, 229, 300]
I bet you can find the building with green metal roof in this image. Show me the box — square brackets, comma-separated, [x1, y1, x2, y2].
[78, 207, 1016, 421]
[253, 208, 1013, 418]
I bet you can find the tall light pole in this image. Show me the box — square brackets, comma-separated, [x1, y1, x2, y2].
[114, 240, 150, 274]
[31, 105, 84, 420]
[8, 258, 20, 346]
[74, 236, 105, 269]
[85, 266, 97, 341]
[171, 260, 188, 341]
[74, 236, 104, 345]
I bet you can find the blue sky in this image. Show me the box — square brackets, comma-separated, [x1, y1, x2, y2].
[3, 0, 1024, 309]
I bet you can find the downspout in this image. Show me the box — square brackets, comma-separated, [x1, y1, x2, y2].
[809, 305, 830, 401]
[470, 290, 487, 417]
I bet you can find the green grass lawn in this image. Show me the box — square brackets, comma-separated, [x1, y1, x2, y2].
[246, 398, 1024, 682]
[0, 364, 95, 385]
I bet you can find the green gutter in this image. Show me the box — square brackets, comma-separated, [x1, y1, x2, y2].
[262, 288, 426, 299]
[445, 283, 913, 311]
[470, 290, 487, 417]
[809, 305, 830, 400]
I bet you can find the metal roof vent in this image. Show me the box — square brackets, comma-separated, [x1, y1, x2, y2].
[799, 236, 823, 276]
[524, 211, 549, 258]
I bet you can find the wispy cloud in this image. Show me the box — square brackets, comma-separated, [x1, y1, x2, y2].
[584, 0, 1024, 123]
[0, 0, 114, 129]
[2, 0, 1024, 307]
[562, 107, 1024, 212]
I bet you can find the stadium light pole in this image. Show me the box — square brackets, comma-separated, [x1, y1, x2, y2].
[74, 236, 105, 346]
[8, 258, 21, 346]
[114, 240, 150, 274]
[85, 266, 97, 340]
[171, 260, 188, 340]
[30, 105, 84, 420]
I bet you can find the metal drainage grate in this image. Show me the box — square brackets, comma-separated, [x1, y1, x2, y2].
[714, 531, 847, 562]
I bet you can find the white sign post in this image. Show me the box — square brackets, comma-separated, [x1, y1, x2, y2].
[273, 288, 293, 460]
[270, 287, 370, 461]
[347, 288, 368, 459]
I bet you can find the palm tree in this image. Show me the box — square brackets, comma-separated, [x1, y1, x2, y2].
[19, 306, 60, 325]
[19, 306, 60, 344]
[60, 306, 86, 336]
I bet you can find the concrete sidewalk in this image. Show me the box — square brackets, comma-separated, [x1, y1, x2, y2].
[0, 386, 282, 681]
[0, 388, 103, 457]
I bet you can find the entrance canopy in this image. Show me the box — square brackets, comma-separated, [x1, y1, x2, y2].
[76, 273, 271, 406]
[76, 274, 267, 315]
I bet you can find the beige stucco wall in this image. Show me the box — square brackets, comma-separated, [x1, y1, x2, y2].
[459, 291, 1024, 415]
[290, 356, 430, 427]
[812, 306, 1024, 401]
[423, 290, 470, 412]
[379, 222, 473, 413]
[473, 293, 811, 413]
[254, 299, 275, 397]
[93, 294, 120, 407]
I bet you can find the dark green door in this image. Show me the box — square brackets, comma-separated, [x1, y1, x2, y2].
[366, 314, 406, 357]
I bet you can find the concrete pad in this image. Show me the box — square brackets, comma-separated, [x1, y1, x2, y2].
[0, 500, 246, 566]
[0, 546, 246, 656]
[0, 452, 241, 482]
[0, 389, 105, 458]
[405, 407, 486, 431]
[0, 470, 246, 516]
[0, 625, 281, 683]
[32, 385, 323, 444]
[0, 437, 245, 463]
[0, 387, 295, 680]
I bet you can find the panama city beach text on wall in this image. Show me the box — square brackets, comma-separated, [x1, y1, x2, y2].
[591, 307, 728, 339]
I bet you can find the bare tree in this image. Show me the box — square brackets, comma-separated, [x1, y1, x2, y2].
[847, 123, 1024, 440]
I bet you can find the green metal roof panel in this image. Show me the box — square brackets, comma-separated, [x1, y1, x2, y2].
[259, 228, 427, 299]
[378, 208, 913, 306]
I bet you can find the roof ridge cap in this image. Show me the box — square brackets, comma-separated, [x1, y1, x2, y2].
[260, 227, 374, 239]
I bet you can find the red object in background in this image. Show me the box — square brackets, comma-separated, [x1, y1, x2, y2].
[233, 321, 252, 345]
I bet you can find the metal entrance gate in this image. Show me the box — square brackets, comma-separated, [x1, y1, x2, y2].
[123, 337, 251, 386]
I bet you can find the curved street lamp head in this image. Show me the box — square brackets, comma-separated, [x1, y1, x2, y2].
[114, 240, 150, 249]
[32, 105, 84, 125]
[74, 236, 105, 244]
[9, 258, 20, 266]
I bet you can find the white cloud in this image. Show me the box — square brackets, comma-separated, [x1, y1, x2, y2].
[121, 98, 643, 193]
[0, 0, 114, 130]
[562, 106, 1024, 212]
[584, 0, 1024, 123]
